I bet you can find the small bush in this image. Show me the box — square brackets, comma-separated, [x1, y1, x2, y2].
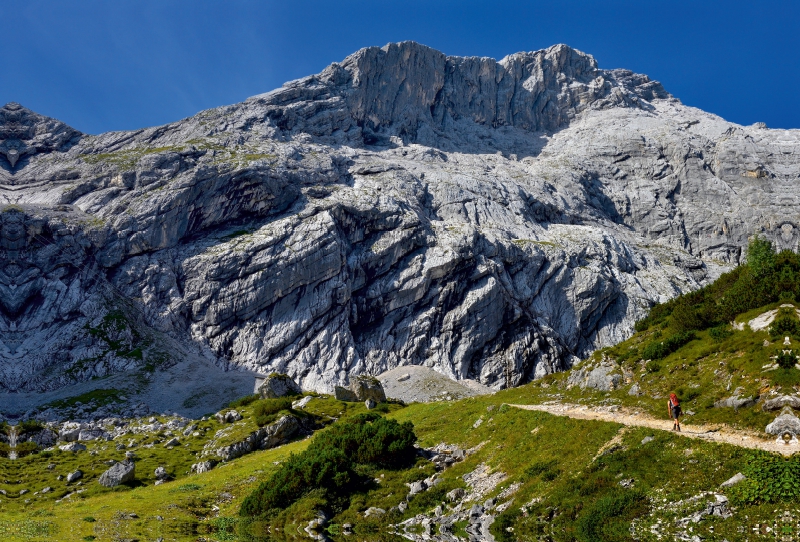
[709, 326, 733, 341]
[729, 452, 800, 505]
[523, 460, 559, 481]
[770, 311, 800, 339]
[575, 489, 648, 542]
[645, 360, 661, 373]
[642, 331, 694, 361]
[16, 441, 39, 457]
[776, 350, 798, 370]
[240, 413, 416, 518]
[18, 419, 44, 435]
[228, 394, 259, 409]
[253, 398, 293, 426]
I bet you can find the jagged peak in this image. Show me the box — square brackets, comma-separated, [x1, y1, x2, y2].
[0, 102, 82, 170]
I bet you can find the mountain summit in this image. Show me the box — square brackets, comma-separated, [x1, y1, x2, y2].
[1, 42, 799, 415]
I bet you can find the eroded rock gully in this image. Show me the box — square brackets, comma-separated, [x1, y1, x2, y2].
[1, 41, 798, 411]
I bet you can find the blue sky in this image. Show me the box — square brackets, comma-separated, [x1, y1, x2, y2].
[4, 0, 799, 134]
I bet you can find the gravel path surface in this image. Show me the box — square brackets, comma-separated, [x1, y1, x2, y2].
[510, 402, 796, 456]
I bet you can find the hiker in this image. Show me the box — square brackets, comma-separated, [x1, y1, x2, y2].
[668, 393, 682, 431]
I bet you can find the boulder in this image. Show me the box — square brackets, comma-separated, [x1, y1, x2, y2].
[214, 410, 242, 424]
[720, 472, 746, 487]
[763, 395, 800, 411]
[568, 362, 622, 391]
[334, 386, 358, 402]
[154, 466, 168, 480]
[191, 460, 217, 474]
[256, 373, 302, 399]
[98, 460, 135, 487]
[58, 423, 82, 442]
[214, 415, 301, 461]
[66, 470, 83, 483]
[714, 395, 757, 410]
[365, 399, 376, 409]
[350, 375, 386, 403]
[364, 507, 385, 517]
[59, 442, 86, 452]
[292, 396, 313, 409]
[766, 407, 800, 436]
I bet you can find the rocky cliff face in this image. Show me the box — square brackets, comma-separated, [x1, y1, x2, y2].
[1, 42, 799, 407]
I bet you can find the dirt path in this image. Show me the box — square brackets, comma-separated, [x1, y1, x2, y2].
[509, 402, 797, 456]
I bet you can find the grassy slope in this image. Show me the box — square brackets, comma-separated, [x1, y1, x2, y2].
[1, 390, 769, 542]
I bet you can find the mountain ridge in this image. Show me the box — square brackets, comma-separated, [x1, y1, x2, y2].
[0, 41, 798, 414]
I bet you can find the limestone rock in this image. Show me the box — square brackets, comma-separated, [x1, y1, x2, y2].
[98, 460, 135, 487]
[350, 375, 386, 403]
[214, 414, 301, 461]
[66, 470, 83, 483]
[215, 410, 242, 424]
[567, 362, 622, 391]
[59, 442, 86, 453]
[256, 373, 302, 399]
[191, 460, 217, 474]
[763, 395, 800, 411]
[766, 407, 800, 436]
[334, 386, 358, 402]
[154, 466, 169, 480]
[720, 472, 746, 487]
[714, 394, 757, 410]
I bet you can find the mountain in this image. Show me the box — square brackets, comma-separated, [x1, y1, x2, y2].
[1, 41, 799, 412]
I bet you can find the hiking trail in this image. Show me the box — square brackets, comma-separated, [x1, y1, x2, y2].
[509, 402, 796, 456]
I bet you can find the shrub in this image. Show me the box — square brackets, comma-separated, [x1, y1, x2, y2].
[770, 309, 800, 339]
[253, 397, 293, 426]
[16, 441, 39, 457]
[575, 489, 648, 542]
[776, 350, 798, 370]
[642, 331, 694, 361]
[240, 413, 416, 518]
[729, 452, 800, 505]
[709, 325, 733, 341]
[228, 394, 259, 409]
[18, 419, 44, 435]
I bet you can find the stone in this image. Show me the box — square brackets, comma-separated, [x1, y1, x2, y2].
[191, 460, 217, 474]
[154, 466, 168, 480]
[720, 472, 746, 488]
[568, 362, 622, 391]
[1, 41, 798, 414]
[255, 373, 302, 399]
[163, 437, 179, 447]
[408, 480, 427, 496]
[66, 470, 83, 483]
[364, 507, 385, 517]
[641, 436, 654, 445]
[447, 488, 465, 502]
[365, 399, 376, 409]
[98, 460, 135, 487]
[714, 394, 757, 410]
[214, 414, 301, 461]
[291, 396, 313, 409]
[334, 386, 358, 402]
[763, 395, 800, 411]
[766, 407, 800, 436]
[215, 410, 242, 424]
[59, 442, 86, 453]
[350, 375, 386, 403]
[628, 383, 642, 396]
[397, 373, 410, 382]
